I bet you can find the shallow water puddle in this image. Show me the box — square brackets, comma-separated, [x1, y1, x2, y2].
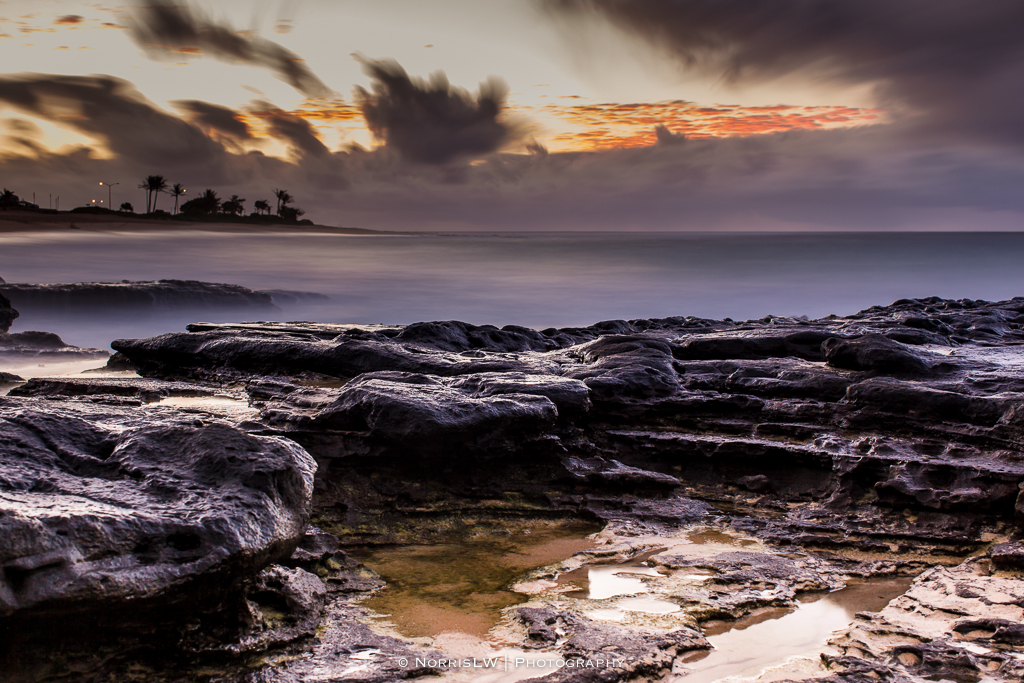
[583, 565, 663, 599]
[151, 395, 257, 420]
[351, 523, 600, 638]
[0, 358, 131, 394]
[672, 576, 914, 683]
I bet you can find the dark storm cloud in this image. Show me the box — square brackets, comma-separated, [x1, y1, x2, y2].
[173, 99, 253, 140]
[129, 1, 331, 98]
[0, 73, 226, 166]
[252, 102, 330, 159]
[355, 59, 517, 164]
[545, 0, 1024, 145]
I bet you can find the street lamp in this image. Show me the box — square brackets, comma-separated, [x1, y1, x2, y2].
[99, 181, 118, 209]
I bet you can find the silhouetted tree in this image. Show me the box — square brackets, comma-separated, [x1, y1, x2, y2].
[222, 194, 245, 216]
[179, 188, 220, 216]
[138, 175, 168, 213]
[169, 184, 186, 214]
[0, 188, 19, 210]
[279, 206, 306, 222]
[254, 199, 270, 215]
[274, 188, 292, 215]
[119, 202, 134, 213]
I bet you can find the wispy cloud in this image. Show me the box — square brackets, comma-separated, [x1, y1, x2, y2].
[128, 1, 332, 98]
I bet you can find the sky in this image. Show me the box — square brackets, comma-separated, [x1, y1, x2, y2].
[0, 0, 1022, 232]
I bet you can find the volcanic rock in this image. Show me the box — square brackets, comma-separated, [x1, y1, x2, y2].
[0, 279, 280, 316]
[0, 289, 17, 333]
[0, 398, 316, 627]
[0, 330, 108, 360]
[259, 371, 564, 455]
[8, 376, 218, 402]
[822, 333, 934, 374]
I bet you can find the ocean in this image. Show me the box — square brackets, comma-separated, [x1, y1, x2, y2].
[2, 230, 1023, 350]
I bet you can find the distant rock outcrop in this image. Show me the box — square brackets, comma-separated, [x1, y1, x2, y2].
[0, 279, 281, 316]
[0, 285, 17, 332]
[0, 330, 107, 360]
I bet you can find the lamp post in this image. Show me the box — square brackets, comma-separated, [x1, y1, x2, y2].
[99, 181, 118, 209]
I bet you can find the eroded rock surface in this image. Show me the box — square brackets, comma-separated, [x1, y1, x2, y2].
[111, 297, 1024, 551]
[11, 295, 1024, 682]
[827, 557, 1024, 682]
[0, 397, 316, 678]
[8, 376, 218, 402]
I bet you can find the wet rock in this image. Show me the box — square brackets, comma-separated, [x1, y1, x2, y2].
[656, 550, 836, 621]
[0, 289, 17, 333]
[0, 279, 280, 315]
[113, 329, 557, 381]
[822, 333, 933, 375]
[579, 495, 713, 529]
[258, 371, 594, 461]
[396, 319, 561, 352]
[231, 566, 328, 653]
[990, 541, 1024, 570]
[953, 618, 1024, 646]
[283, 532, 385, 594]
[243, 603, 445, 683]
[0, 330, 108, 360]
[113, 296, 1024, 574]
[103, 351, 137, 371]
[566, 337, 681, 400]
[562, 456, 680, 487]
[8, 376, 217, 402]
[449, 371, 592, 417]
[829, 560, 1024, 683]
[842, 376, 1007, 425]
[737, 474, 772, 493]
[0, 372, 24, 384]
[722, 361, 855, 401]
[674, 329, 838, 361]
[0, 398, 316, 628]
[515, 607, 708, 683]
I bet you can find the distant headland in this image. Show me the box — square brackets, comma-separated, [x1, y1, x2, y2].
[1, 182, 387, 234]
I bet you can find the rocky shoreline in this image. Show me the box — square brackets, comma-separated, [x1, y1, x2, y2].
[3, 295, 1024, 682]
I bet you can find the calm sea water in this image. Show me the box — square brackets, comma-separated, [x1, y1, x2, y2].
[2, 231, 1023, 350]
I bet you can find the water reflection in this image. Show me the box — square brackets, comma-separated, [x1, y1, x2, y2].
[674, 577, 914, 683]
[352, 525, 598, 639]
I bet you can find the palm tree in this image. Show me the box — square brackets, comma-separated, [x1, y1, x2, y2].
[222, 195, 245, 216]
[274, 188, 293, 215]
[0, 188, 19, 210]
[138, 175, 168, 213]
[254, 199, 270, 215]
[179, 189, 219, 216]
[169, 184, 186, 214]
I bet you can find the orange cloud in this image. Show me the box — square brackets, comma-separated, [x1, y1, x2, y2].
[290, 99, 363, 124]
[541, 100, 882, 151]
[54, 15, 84, 25]
[240, 99, 364, 145]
